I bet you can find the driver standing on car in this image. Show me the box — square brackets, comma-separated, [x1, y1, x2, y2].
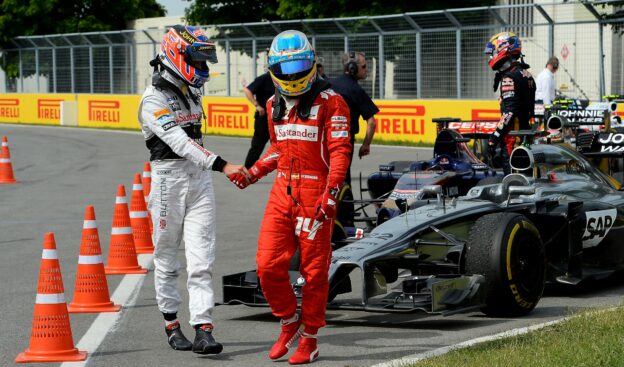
[484, 32, 536, 175]
[229, 30, 351, 364]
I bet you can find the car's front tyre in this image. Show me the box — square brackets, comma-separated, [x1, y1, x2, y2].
[465, 212, 545, 317]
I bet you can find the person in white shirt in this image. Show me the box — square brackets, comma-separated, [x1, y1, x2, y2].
[535, 56, 559, 105]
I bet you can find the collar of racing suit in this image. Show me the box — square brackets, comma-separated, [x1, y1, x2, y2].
[152, 69, 201, 110]
[160, 69, 187, 91]
[271, 79, 331, 122]
[493, 60, 530, 92]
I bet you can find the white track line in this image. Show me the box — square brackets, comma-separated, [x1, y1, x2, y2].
[371, 307, 619, 367]
[60, 254, 153, 367]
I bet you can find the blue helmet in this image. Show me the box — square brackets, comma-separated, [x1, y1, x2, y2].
[268, 30, 317, 96]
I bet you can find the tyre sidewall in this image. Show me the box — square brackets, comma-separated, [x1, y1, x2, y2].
[490, 214, 545, 314]
[466, 212, 545, 316]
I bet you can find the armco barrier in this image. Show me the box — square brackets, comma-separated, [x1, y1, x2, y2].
[0, 94, 500, 144]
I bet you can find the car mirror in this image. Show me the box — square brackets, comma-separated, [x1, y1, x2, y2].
[422, 185, 444, 208]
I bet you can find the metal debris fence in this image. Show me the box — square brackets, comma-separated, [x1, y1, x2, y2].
[2, 1, 624, 101]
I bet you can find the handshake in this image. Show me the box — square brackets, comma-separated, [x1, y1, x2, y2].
[222, 164, 260, 190]
[222, 163, 340, 221]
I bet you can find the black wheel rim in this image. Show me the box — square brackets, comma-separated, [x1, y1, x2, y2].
[509, 231, 543, 295]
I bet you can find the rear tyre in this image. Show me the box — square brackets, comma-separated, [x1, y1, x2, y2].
[465, 212, 545, 317]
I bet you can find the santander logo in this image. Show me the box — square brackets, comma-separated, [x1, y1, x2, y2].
[275, 124, 319, 141]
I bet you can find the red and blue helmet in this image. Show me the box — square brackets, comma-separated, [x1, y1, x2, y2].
[159, 25, 218, 88]
[484, 32, 522, 70]
[268, 30, 317, 97]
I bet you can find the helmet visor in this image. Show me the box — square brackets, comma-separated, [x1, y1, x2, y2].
[269, 60, 314, 81]
[483, 42, 495, 56]
[186, 43, 218, 64]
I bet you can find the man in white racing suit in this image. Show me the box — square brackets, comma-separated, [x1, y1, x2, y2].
[138, 24, 244, 354]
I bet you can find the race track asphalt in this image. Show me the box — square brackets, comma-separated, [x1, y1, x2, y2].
[1, 123, 624, 367]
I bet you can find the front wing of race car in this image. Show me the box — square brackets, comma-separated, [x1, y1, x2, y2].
[223, 199, 499, 315]
[222, 270, 485, 315]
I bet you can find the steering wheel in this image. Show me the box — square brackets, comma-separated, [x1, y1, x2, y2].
[426, 154, 452, 172]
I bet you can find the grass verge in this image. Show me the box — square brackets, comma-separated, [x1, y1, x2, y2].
[409, 306, 624, 367]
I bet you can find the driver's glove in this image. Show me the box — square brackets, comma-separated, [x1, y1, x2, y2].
[314, 185, 340, 221]
[229, 165, 263, 189]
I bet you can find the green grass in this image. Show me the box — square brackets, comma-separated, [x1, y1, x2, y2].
[409, 306, 624, 367]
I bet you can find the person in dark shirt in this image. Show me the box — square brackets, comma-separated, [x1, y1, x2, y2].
[317, 63, 327, 79]
[243, 71, 276, 168]
[484, 32, 536, 175]
[329, 51, 379, 185]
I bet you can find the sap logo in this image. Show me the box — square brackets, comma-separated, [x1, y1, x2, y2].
[582, 208, 617, 248]
[295, 217, 323, 240]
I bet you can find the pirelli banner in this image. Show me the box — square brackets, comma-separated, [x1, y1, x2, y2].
[0, 94, 500, 144]
[77, 94, 142, 129]
[0, 94, 76, 125]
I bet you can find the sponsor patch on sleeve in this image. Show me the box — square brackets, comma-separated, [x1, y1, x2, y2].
[502, 91, 515, 99]
[331, 123, 349, 129]
[331, 116, 347, 122]
[501, 77, 514, 87]
[161, 121, 177, 131]
[331, 130, 349, 138]
[153, 108, 170, 119]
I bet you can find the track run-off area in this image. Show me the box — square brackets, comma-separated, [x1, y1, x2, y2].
[2, 123, 624, 367]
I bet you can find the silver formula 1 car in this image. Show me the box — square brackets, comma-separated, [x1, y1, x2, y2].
[223, 134, 624, 318]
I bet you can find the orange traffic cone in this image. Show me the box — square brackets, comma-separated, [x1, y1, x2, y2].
[142, 162, 153, 234]
[105, 184, 147, 275]
[0, 136, 17, 184]
[130, 173, 154, 254]
[142, 162, 151, 203]
[68, 205, 122, 313]
[15, 232, 87, 363]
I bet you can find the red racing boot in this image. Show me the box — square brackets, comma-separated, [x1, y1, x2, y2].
[269, 314, 303, 360]
[288, 333, 319, 365]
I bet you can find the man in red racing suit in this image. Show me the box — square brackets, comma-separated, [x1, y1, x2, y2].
[229, 30, 351, 365]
